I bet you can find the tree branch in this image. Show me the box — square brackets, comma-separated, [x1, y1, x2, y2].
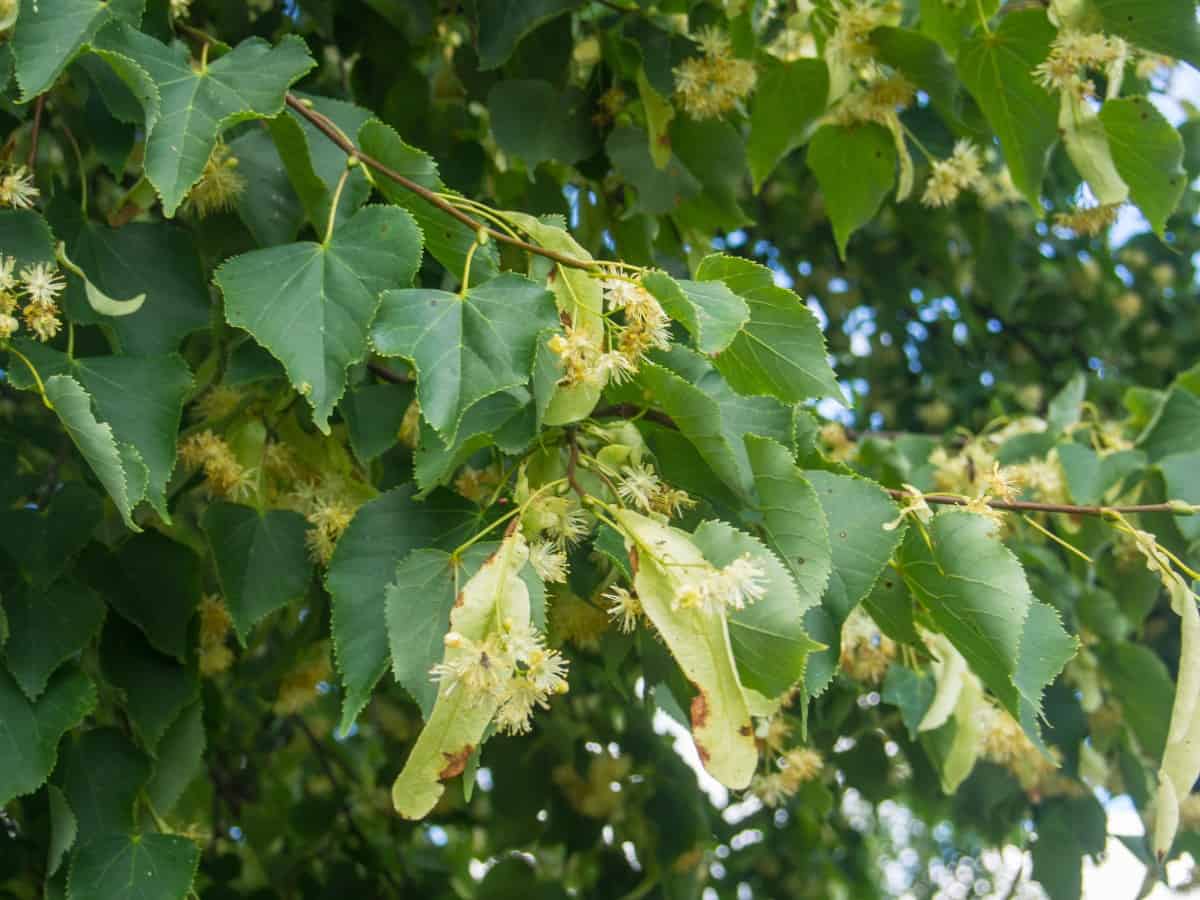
[889, 489, 1192, 518]
[591, 403, 1193, 520]
[283, 94, 597, 271]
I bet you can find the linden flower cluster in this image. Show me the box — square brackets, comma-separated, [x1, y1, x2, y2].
[977, 703, 1080, 798]
[547, 276, 669, 390]
[1054, 203, 1121, 237]
[1034, 30, 1128, 101]
[839, 607, 896, 684]
[178, 430, 255, 499]
[673, 27, 757, 119]
[186, 144, 246, 218]
[603, 585, 642, 633]
[751, 748, 825, 807]
[615, 461, 696, 517]
[290, 479, 360, 565]
[197, 594, 234, 676]
[0, 257, 67, 342]
[673, 552, 769, 616]
[274, 651, 333, 715]
[0, 165, 39, 210]
[431, 621, 569, 736]
[921, 140, 984, 208]
[526, 489, 591, 547]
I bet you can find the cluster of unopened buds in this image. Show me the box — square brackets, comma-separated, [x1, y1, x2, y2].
[431, 620, 569, 736]
[0, 256, 65, 342]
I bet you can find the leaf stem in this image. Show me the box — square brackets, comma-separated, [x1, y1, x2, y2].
[59, 123, 88, 214]
[451, 478, 568, 559]
[4, 345, 50, 407]
[460, 233, 483, 296]
[324, 166, 352, 244]
[975, 0, 992, 34]
[284, 94, 598, 272]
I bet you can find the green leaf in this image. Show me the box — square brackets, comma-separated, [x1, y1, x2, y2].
[1138, 388, 1200, 462]
[358, 119, 500, 288]
[743, 435, 832, 609]
[385, 550, 459, 717]
[698, 255, 842, 403]
[802, 471, 903, 695]
[642, 271, 749, 356]
[670, 118, 753, 232]
[607, 126, 701, 216]
[805, 471, 904, 623]
[0, 483, 102, 587]
[1094, 0, 1200, 69]
[872, 27, 963, 121]
[227, 125, 305, 247]
[145, 700, 204, 813]
[4, 580, 106, 702]
[475, 0, 578, 69]
[391, 535, 531, 818]
[897, 511, 1077, 743]
[616, 509, 757, 789]
[1032, 795, 1108, 900]
[269, 93, 374, 233]
[115, 531, 200, 660]
[1100, 96, 1187, 237]
[202, 502, 312, 643]
[325, 486, 474, 734]
[57, 728, 149, 835]
[370, 272, 558, 444]
[614, 354, 791, 500]
[93, 25, 314, 216]
[43, 374, 145, 531]
[1159, 452, 1200, 542]
[100, 617, 197, 753]
[637, 66, 675, 170]
[340, 381, 413, 464]
[68, 833, 199, 900]
[57, 220, 212, 356]
[488, 80, 595, 170]
[10, 0, 143, 99]
[1057, 443, 1145, 505]
[747, 58, 828, 191]
[11, 350, 192, 519]
[1013, 600, 1078, 749]
[693, 521, 819, 699]
[919, 0, 993, 54]
[413, 388, 535, 494]
[807, 123, 896, 259]
[863, 568, 923, 646]
[883, 664, 936, 739]
[0, 667, 96, 807]
[216, 205, 423, 433]
[47, 785, 77, 879]
[1102, 641, 1174, 762]
[957, 11, 1058, 208]
[0, 209, 56, 268]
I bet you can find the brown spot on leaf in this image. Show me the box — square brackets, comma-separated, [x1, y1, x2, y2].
[438, 746, 474, 780]
[657, 134, 671, 147]
[629, 546, 639, 575]
[453, 591, 465, 608]
[690, 692, 710, 730]
[696, 743, 711, 765]
[739, 723, 752, 736]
